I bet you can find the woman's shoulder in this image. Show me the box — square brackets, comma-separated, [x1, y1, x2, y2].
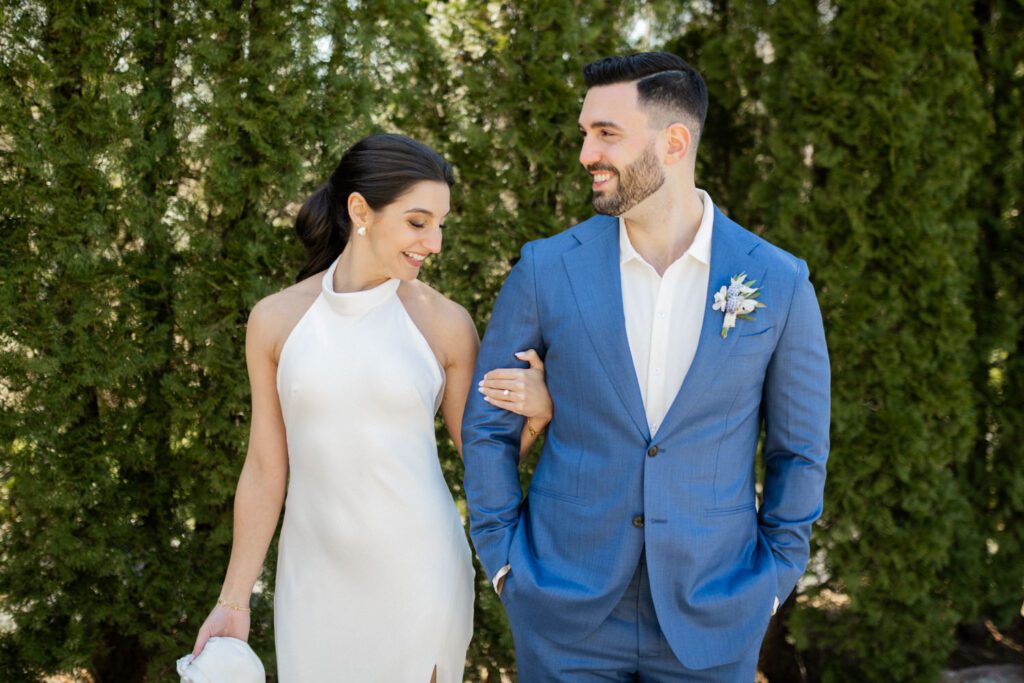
[248, 273, 323, 359]
[399, 279, 473, 328]
[398, 279, 477, 364]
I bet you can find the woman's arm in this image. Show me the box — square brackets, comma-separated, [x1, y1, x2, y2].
[192, 299, 290, 655]
[438, 305, 479, 460]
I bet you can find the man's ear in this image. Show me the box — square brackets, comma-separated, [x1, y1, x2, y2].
[664, 122, 693, 166]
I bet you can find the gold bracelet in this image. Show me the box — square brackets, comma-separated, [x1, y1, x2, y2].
[526, 420, 538, 438]
[217, 597, 251, 613]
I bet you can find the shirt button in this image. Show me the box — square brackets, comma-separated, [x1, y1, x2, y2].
[647, 445, 659, 457]
[632, 515, 645, 528]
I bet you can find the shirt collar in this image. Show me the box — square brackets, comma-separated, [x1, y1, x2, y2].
[619, 188, 714, 267]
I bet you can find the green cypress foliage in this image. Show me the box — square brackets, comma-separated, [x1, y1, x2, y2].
[0, 2, 183, 679]
[960, 0, 1024, 628]
[747, 1, 987, 679]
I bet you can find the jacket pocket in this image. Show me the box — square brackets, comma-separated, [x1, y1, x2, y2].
[730, 326, 775, 357]
[528, 484, 586, 506]
[705, 501, 757, 517]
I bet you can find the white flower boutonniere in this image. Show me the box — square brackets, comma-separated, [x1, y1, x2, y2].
[712, 272, 766, 339]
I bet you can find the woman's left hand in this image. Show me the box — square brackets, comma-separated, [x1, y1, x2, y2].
[478, 349, 552, 421]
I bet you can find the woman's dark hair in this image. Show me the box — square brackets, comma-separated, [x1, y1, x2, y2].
[294, 133, 455, 281]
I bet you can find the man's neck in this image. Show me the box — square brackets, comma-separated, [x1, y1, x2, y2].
[622, 182, 704, 276]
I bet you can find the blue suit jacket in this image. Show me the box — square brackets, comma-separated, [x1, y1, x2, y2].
[462, 208, 830, 669]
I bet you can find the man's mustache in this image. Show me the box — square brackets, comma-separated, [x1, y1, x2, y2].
[585, 163, 618, 174]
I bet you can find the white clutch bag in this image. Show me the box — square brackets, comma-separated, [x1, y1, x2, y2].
[176, 636, 265, 683]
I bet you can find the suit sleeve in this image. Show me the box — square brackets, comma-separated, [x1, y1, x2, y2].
[462, 242, 545, 580]
[759, 259, 830, 604]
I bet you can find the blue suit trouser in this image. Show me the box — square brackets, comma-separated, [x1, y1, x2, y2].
[508, 553, 761, 682]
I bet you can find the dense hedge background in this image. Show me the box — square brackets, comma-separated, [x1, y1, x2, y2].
[1, 1, 1021, 681]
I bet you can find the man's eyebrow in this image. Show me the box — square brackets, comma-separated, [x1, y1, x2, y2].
[579, 120, 625, 131]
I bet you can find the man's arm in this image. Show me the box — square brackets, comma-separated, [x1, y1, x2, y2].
[462, 242, 545, 582]
[759, 259, 830, 605]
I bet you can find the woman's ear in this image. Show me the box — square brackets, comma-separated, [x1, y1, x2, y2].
[347, 192, 371, 229]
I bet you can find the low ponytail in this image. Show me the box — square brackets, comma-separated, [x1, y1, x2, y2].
[294, 180, 350, 282]
[293, 134, 454, 281]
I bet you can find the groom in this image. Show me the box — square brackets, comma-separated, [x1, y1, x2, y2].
[463, 52, 830, 681]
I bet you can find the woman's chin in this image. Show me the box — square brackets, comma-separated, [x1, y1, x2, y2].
[393, 266, 422, 282]
[396, 256, 429, 279]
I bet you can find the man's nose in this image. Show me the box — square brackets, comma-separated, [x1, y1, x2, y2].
[579, 137, 600, 169]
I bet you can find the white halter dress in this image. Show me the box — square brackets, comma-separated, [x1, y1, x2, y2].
[273, 258, 475, 682]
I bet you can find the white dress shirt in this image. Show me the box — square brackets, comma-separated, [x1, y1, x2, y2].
[620, 189, 713, 436]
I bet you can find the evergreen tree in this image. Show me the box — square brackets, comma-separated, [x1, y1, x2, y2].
[960, 0, 1024, 629]
[749, 1, 986, 679]
[0, 1, 185, 679]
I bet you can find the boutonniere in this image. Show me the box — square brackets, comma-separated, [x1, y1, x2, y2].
[712, 273, 766, 339]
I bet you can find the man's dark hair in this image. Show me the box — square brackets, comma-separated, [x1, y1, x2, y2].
[583, 52, 708, 142]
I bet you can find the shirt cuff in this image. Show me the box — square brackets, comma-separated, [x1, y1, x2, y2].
[772, 595, 780, 615]
[492, 564, 511, 593]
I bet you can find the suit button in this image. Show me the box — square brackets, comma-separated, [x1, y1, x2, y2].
[632, 515, 645, 528]
[647, 445, 659, 457]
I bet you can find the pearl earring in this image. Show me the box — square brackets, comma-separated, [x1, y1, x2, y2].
[357, 226, 366, 237]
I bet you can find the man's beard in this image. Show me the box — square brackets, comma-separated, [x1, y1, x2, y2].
[590, 142, 665, 216]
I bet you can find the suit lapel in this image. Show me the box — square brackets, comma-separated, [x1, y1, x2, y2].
[657, 208, 766, 438]
[562, 216, 650, 441]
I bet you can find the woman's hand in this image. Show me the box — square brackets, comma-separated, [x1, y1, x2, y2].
[192, 603, 250, 656]
[478, 349, 552, 422]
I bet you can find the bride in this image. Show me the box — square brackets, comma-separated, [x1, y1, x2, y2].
[190, 133, 552, 682]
